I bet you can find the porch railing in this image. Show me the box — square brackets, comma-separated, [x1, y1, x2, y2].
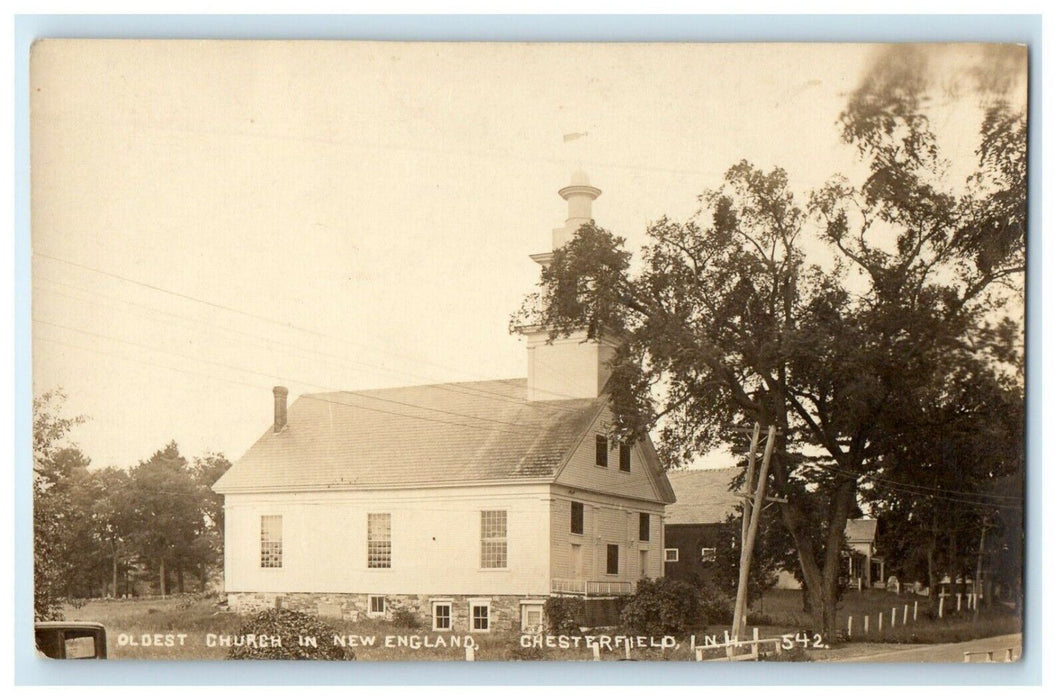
[550, 578, 633, 597]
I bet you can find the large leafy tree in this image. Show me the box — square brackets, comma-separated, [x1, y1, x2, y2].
[127, 441, 207, 595]
[514, 46, 1025, 637]
[32, 390, 88, 619]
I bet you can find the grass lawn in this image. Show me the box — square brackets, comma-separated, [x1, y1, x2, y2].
[747, 589, 1022, 644]
[57, 590, 1022, 661]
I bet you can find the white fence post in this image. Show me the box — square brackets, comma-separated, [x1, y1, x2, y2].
[891, 608, 896, 627]
[465, 645, 475, 661]
[591, 642, 600, 661]
[847, 616, 853, 637]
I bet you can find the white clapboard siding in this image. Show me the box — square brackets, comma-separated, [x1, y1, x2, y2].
[224, 484, 552, 596]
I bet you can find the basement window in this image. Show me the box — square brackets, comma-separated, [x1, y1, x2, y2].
[432, 601, 453, 632]
[701, 547, 718, 563]
[470, 601, 491, 632]
[595, 435, 608, 467]
[368, 595, 386, 616]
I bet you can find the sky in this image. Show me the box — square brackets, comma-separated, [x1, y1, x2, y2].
[29, 41, 1024, 469]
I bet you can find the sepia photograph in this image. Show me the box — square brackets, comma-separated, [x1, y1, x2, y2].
[28, 39, 1027, 666]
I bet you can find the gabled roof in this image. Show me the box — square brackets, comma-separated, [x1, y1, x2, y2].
[845, 518, 877, 544]
[663, 467, 744, 525]
[213, 379, 609, 494]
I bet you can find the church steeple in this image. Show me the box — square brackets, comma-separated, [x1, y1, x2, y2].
[522, 170, 617, 402]
[530, 168, 603, 268]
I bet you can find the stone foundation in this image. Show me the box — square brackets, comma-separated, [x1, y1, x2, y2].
[226, 592, 531, 633]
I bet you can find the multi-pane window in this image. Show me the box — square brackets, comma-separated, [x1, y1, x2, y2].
[701, 547, 717, 563]
[595, 435, 608, 467]
[639, 513, 650, 542]
[480, 510, 507, 568]
[368, 595, 386, 615]
[620, 444, 631, 472]
[260, 515, 282, 568]
[665, 548, 679, 562]
[570, 501, 584, 535]
[606, 543, 619, 575]
[367, 513, 392, 569]
[433, 602, 453, 631]
[470, 602, 491, 632]
[522, 604, 544, 633]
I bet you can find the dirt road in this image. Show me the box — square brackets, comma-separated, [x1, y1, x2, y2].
[831, 633, 1022, 663]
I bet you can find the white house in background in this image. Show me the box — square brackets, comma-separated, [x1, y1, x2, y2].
[213, 171, 676, 634]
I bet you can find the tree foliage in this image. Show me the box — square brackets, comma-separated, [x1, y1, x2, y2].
[33, 389, 232, 611]
[514, 46, 1025, 637]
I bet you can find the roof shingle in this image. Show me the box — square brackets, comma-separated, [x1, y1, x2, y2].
[213, 379, 604, 493]
[663, 468, 744, 524]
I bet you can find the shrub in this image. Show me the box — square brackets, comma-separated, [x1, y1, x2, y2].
[227, 608, 353, 660]
[701, 587, 733, 625]
[621, 578, 706, 636]
[544, 596, 584, 636]
[391, 608, 421, 629]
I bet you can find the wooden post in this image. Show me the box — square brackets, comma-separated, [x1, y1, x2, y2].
[956, 592, 962, 612]
[624, 637, 632, 660]
[847, 616, 852, 637]
[903, 604, 909, 625]
[591, 642, 600, 661]
[974, 516, 989, 618]
[864, 615, 869, 634]
[939, 592, 946, 618]
[739, 424, 762, 557]
[752, 627, 760, 659]
[465, 645, 475, 661]
[914, 600, 919, 620]
[891, 608, 896, 627]
[731, 426, 776, 642]
[738, 423, 761, 635]
[878, 612, 883, 632]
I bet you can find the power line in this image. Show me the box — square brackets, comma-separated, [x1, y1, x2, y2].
[33, 276, 593, 416]
[33, 252, 600, 406]
[33, 318, 555, 437]
[800, 460, 1023, 512]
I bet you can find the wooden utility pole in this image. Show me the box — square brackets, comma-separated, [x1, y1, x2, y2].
[974, 515, 990, 619]
[731, 425, 776, 642]
[738, 422, 762, 636]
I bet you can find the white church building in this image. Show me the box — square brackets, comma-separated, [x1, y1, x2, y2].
[213, 172, 676, 634]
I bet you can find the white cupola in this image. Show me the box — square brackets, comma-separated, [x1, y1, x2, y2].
[522, 170, 617, 402]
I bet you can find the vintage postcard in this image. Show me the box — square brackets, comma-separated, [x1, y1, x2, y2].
[29, 40, 1027, 664]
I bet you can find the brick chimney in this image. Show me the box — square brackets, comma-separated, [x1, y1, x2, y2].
[272, 386, 289, 433]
